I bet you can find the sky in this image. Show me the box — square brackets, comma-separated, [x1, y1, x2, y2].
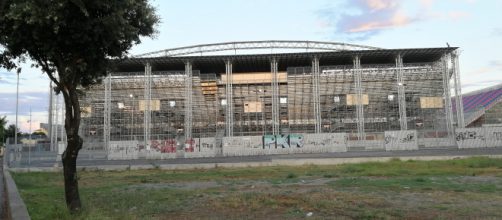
[1, 0, 501, 132]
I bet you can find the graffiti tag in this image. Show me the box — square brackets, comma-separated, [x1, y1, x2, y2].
[456, 131, 485, 141]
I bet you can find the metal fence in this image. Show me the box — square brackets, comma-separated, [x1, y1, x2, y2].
[5, 126, 501, 168]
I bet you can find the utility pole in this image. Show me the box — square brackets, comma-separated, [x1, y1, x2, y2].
[29, 107, 32, 165]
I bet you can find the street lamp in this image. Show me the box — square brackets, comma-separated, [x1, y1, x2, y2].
[28, 107, 32, 165]
[15, 72, 19, 145]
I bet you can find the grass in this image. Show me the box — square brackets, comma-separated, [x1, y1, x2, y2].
[11, 156, 502, 219]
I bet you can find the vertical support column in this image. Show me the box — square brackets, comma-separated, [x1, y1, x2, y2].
[48, 82, 53, 150]
[396, 54, 408, 130]
[271, 58, 280, 135]
[451, 51, 465, 128]
[184, 61, 193, 142]
[312, 56, 322, 133]
[353, 55, 365, 140]
[225, 60, 234, 137]
[144, 63, 152, 147]
[103, 74, 111, 153]
[442, 54, 454, 138]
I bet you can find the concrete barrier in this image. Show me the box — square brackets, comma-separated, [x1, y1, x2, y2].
[3, 165, 31, 220]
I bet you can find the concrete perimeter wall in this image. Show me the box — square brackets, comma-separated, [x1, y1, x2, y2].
[456, 127, 502, 148]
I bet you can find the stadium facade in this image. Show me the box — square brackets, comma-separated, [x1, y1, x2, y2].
[49, 40, 499, 159]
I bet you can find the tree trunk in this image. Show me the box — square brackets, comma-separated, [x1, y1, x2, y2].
[60, 84, 83, 213]
[62, 137, 82, 212]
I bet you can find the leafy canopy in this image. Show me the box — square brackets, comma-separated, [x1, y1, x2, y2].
[0, 0, 159, 86]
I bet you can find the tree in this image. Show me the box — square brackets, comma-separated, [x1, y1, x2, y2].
[0, 0, 159, 212]
[0, 116, 6, 144]
[5, 124, 17, 139]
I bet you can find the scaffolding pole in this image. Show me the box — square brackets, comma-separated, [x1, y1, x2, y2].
[451, 51, 465, 128]
[225, 60, 234, 137]
[312, 56, 321, 133]
[442, 54, 454, 137]
[184, 61, 193, 142]
[271, 58, 280, 135]
[396, 54, 408, 130]
[144, 63, 152, 146]
[353, 55, 365, 140]
[103, 74, 111, 152]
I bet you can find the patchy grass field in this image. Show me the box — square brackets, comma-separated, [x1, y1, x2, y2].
[11, 157, 502, 220]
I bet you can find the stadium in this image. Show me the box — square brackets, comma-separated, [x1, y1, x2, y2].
[54, 40, 498, 159]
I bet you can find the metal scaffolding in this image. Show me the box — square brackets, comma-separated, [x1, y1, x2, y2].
[225, 60, 234, 137]
[144, 63, 152, 146]
[312, 56, 321, 133]
[452, 51, 465, 128]
[271, 58, 280, 135]
[184, 61, 193, 142]
[442, 54, 454, 138]
[353, 55, 365, 140]
[396, 54, 408, 130]
[73, 46, 460, 151]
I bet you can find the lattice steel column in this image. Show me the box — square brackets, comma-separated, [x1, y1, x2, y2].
[353, 55, 365, 140]
[442, 54, 454, 137]
[312, 56, 322, 133]
[103, 74, 111, 152]
[225, 60, 234, 137]
[396, 54, 408, 130]
[451, 51, 465, 128]
[184, 61, 193, 142]
[144, 63, 152, 147]
[271, 58, 280, 135]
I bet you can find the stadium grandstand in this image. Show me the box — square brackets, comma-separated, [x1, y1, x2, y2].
[43, 40, 500, 159]
[457, 83, 502, 127]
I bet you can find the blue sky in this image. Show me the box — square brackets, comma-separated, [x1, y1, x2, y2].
[1, 0, 501, 131]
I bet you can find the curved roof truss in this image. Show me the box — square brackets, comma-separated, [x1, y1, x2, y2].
[134, 40, 382, 58]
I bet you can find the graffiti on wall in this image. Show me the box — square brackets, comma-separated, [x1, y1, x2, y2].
[305, 134, 347, 146]
[456, 131, 485, 141]
[493, 132, 502, 141]
[385, 132, 415, 144]
[263, 134, 304, 149]
[150, 139, 177, 153]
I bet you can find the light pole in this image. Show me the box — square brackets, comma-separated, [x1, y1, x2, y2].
[28, 107, 32, 165]
[15, 72, 19, 146]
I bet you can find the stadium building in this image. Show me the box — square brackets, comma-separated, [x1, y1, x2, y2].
[54, 41, 484, 159]
[457, 83, 502, 127]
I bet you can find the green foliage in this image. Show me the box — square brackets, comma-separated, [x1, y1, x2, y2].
[0, 116, 6, 144]
[0, 0, 160, 87]
[1, 0, 159, 212]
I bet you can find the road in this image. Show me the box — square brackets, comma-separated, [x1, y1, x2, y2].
[14, 147, 502, 169]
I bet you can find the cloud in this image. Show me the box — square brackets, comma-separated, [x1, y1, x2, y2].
[333, 0, 415, 39]
[0, 91, 49, 116]
[319, 0, 470, 40]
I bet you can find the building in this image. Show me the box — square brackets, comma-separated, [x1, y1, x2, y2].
[458, 83, 502, 127]
[70, 41, 466, 156]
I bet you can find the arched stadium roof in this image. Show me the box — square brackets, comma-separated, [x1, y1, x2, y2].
[133, 40, 383, 58]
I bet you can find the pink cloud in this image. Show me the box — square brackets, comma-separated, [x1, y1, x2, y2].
[348, 10, 412, 33]
[320, 0, 472, 40]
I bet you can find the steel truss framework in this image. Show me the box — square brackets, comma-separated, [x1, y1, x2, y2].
[134, 40, 382, 58]
[67, 43, 467, 152]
